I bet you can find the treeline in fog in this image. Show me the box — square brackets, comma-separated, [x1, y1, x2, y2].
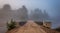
[0, 4, 51, 22]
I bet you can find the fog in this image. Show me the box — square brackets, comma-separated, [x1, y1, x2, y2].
[0, 0, 60, 33]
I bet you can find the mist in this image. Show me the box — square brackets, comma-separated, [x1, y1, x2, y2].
[0, 0, 60, 30]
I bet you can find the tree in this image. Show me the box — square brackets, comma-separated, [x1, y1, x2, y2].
[43, 10, 49, 20]
[3, 4, 11, 10]
[7, 19, 16, 30]
[17, 5, 28, 21]
[31, 8, 44, 21]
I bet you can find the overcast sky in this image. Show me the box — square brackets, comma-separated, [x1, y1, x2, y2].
[0, 0, 60, 28]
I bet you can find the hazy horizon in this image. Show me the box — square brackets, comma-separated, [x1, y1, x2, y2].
[0, 0, 60, 28]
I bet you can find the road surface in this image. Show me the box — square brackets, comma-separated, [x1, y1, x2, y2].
[7, 20, 47, 33]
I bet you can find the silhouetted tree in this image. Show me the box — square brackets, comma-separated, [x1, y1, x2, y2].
[3, 4, 11, 10]
[43, 10, 49, 20]
[17, 5, 28, 21]
[31, 8, 44, 21]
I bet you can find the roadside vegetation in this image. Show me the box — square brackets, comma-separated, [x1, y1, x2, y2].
[7, 19, 16, 30]
[54, 27, 60, 32]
